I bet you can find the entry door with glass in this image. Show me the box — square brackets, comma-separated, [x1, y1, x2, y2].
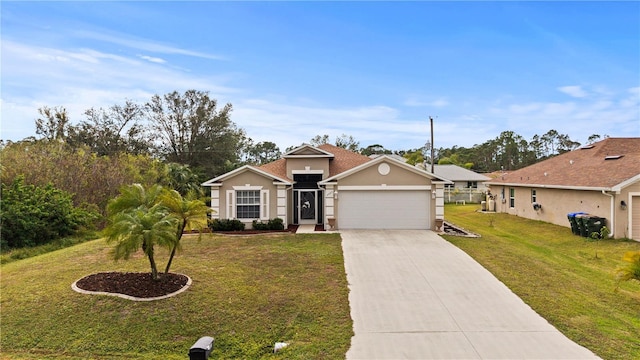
[298, 190, 317, 224]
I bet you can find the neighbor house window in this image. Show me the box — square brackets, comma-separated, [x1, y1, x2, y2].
[236, 190, 260, 219]
[445, 184, 454, 191]
[531, 189, 537, 203]
[467, 181, 478, 189]
[509, 188, 515, 208]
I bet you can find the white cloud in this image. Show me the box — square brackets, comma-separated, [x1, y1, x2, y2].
[487, 87, 639, 144]
[74, 30, 226, 61]
[558, 85, 588, 98]
[138, 55, 166, 64]
[1, 40, 239, 141]
[232, 99, 432, 150]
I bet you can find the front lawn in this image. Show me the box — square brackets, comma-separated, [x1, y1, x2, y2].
[443, 204, 640, 360]
[0, 233, 352, 359]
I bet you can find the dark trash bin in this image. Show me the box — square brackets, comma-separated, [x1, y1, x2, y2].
[189, 336, 214, 360]
[575, 214, 590, 237]
[585, 216, 606, 238]
[567, 212, 585, 235]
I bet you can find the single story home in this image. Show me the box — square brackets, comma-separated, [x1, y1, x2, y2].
[433, 164, 490, 192]
[202, 143, 451, 230]
[486, 137, 640, 240]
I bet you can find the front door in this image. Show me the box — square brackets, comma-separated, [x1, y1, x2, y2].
[298, 190, 317, 224]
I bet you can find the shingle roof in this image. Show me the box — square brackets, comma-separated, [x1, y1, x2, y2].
[487, 137, 640, 190]
[319, 144, 372, 177]
[258, 158, 287, 179]
[258, 143, 372, 180]
[433, 165, 490, 182]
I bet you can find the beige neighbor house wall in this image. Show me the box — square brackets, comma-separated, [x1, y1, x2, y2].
[215, 171, 279, 229]
[492, 184, 636, 239]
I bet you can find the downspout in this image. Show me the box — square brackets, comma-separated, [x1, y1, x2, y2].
[601, 190, 615, 238]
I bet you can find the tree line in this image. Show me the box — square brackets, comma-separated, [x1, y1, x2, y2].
[307, 130, 600, 173]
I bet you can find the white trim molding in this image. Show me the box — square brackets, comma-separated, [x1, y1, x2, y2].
[292, 169, 324, 174]
[337, 185, 431, 191]
[233, 185, 263, 190]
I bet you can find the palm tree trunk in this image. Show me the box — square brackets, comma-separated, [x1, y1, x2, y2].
[147, 246, 159, 281]
[164, 221, 187, 274]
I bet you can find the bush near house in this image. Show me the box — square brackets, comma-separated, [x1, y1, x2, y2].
[252, 218, 285, 231]
[209, 218, 245, 231]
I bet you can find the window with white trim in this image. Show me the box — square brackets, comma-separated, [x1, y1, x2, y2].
[227, 188, 270, 220]
[236, 190, 260, 219]
[531, 189, 537, 203]
[509, 188, 515, 208]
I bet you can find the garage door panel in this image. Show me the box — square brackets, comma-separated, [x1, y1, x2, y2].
[338, 190, 430, 229]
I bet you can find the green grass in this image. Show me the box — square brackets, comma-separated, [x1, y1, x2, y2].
[1, 231, 100, 265]
[443, 204, 640, 359]
[0, 233, 353, 359]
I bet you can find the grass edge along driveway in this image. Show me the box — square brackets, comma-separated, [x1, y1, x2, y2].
[443, 204, 640, 360]
[0, 233, 353, 360]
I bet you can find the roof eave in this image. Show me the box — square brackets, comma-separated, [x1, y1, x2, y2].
[485, 182, 611, 192]
[201, 165, 292, 186]
[319, 155, 449, 184]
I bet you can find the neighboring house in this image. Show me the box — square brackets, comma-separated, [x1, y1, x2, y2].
[202, 143, 451, 230]
[433, 164, 491, 192]
[486, 137, 640, 240]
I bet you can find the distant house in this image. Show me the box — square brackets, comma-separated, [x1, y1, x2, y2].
[486, 138, 640, 240]
[202, 143, 450, 230]
[433, 164, 491, 192]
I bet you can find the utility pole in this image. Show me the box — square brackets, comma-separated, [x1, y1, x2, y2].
[430, 116, 435, 173]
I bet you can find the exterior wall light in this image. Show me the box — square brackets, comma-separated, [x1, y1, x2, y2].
[621, 200, 627, 210]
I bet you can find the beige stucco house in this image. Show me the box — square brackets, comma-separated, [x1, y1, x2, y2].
[202, 143, 451, 230]
[486, 137, 640, 240]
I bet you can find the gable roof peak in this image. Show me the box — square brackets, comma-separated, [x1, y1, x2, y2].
[283, 143, 335, 158]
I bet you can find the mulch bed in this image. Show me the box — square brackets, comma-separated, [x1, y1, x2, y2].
[75, 272, 189, 298]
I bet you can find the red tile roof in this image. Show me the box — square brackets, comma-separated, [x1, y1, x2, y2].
[487, 137, 640, 189]
[258, 143, 372, 180]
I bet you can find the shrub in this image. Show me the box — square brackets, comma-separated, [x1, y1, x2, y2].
[209, 218, 245, 231]
[252, 220, 269, 231]
[252, 218, 285, 231]
[1, 176, 99, 249]
[267, 218, 284, 230]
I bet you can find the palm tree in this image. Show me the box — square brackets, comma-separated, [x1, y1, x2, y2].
[106, 183, 164, 215]
[159, 189, 210, 274]
[105, 183, 178, 280]
[103, 205, 178, 280]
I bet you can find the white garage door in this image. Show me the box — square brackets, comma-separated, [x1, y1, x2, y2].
[338, 190, 430, 229]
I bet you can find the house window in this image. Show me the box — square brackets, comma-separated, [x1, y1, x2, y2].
[531, 189, 537, 203]
[445, 184, 454, 191]
[509, 188, 515, 208]
[236, 190, 260, 219]
[467, 181, 478, 189]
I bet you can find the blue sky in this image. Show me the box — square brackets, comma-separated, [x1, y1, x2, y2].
[2, 1, 639, 151]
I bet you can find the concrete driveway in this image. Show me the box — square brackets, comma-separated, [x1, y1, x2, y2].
[341, 230, 600, 359]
